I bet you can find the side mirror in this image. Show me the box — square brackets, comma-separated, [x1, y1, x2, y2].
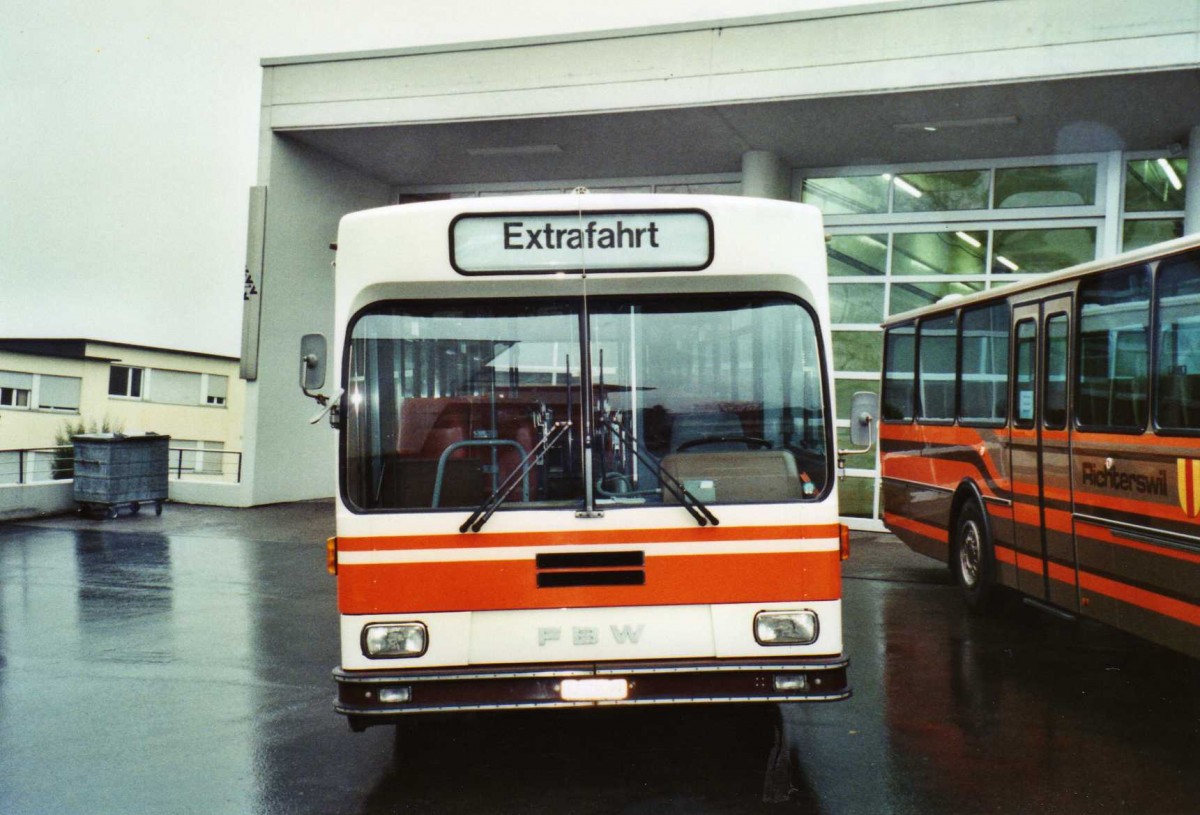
[848, 391, 878, 449]
[300, 333, 327, 392]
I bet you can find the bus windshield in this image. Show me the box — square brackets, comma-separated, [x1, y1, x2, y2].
[343, 294, 828, 512]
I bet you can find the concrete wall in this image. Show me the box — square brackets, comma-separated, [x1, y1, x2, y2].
[0, 480, 252, 521]
[240, 135, 390, 505]
[263, 0, 1200, 130]
[167, 480, 245, 507]
[0, 481, 74, 521]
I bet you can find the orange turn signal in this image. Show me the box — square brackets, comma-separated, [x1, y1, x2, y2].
[326, 536, 338, 575]
[839, 525, 851, 561]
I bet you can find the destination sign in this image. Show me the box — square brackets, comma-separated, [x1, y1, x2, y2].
[450, 210, 713, 275]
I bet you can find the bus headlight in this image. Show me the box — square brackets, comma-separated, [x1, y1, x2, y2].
[754, 610, 819, 645]
[362, 622, 428, 658]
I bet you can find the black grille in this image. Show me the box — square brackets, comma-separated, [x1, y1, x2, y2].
[535, 551, 645, 588]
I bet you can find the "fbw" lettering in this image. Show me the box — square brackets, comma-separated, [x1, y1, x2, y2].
[536, 624, 645, 646]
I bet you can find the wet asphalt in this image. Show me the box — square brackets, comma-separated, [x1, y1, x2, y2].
[1, 501, 1197, 814]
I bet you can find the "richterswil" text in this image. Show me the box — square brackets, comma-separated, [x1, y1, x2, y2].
[1081, 462, 1168, 495]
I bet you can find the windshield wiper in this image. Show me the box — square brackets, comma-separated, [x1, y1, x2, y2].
[599, 417, 719, 527]
[460, 421, 572, 533]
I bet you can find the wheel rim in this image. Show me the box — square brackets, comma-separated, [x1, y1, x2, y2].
[959, 520, 981, 587]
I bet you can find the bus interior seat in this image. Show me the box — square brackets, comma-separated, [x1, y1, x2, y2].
[396, 398, 538, 505]
[397, 398, 449, 456]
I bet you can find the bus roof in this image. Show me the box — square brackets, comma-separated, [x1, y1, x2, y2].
[881, 231, 1200, 328]
[335, 192, 827, 288]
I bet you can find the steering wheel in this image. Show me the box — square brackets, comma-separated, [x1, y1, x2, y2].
[677, 435, 772, 452]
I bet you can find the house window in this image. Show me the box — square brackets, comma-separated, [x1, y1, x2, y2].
[205, 374, 228, 406]
[149, 369, 201, 405]
[0, 371, 34, 409]
[1, 386, 31, 408]
[37, 375, 82, 412]
[109, 365, 144, 398]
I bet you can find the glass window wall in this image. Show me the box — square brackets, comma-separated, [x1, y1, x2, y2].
[1123, 219, 1183, 252]
[801, 176, 889, 215]
[892, 231, 986, 276]
[833, 331, 883, 373]
[889, 280, 984, 315]
[991, 227, 1096, 276]
[1125, 158, 1188, 212]
[827, 234, 886, 277]
[995, 164, 1096, 208]
[829, 282, 885, 324]
[891, 170, 989, 213]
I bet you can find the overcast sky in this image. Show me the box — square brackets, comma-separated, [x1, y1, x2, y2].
[2, 1, 893, 357]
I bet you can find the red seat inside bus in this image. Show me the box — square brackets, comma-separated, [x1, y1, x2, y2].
[396, 398, 539, 506]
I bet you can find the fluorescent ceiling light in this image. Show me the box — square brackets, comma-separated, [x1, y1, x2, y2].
[1158, 157, 1183, 190]
[995, 255, 1020, 272]
[466, 144, 562, 158]
[893, 177, 923, 198]
[955, 231, 982, 248]
[893, 115, 1019, 132]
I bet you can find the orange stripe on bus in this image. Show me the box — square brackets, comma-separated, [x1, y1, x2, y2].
[879, 424, 994, 446]
[882, 513, 946, 546]
[1006, 481, 1075, 504]
[1046, 560, 1077, 586]
[1015, 551, 1046, 577]
[883, 459, 1008, 495]
[338, 550, 842, 615]
[1073, 518, 1200, 566]
[1041, 505, 1075, 536]
[1079, 570, 1200, 627]
[338, 523, 841, 552]
[1073, 490, 1176, 519]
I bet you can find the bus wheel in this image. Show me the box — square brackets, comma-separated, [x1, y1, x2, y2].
[953, 501, 994, 613]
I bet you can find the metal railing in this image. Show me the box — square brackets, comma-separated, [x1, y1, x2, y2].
[0, 446, 74, 485]
[167, 448, 243, 483]
[0, 446, 243, 485]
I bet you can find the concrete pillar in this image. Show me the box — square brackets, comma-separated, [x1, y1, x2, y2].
[1185, 125, 1200, 235]
[741, 151, 792, 201]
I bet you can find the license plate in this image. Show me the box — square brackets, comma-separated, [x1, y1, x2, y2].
[560, 678, 629, 701]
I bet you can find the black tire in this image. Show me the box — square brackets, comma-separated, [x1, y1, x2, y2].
[952, 500, 995, 613]
[130, 502, 141, 515]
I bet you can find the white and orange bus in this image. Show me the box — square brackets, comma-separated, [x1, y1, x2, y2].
[303, 193, 856, 730]
[880, 235, 1200, 659]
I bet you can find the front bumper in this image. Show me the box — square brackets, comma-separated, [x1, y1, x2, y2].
[335, 656, 850, 729]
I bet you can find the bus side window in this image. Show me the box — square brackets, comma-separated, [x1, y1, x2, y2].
[1156, 253, 1200, 432]
[882, 324, 916, 421]
[1078, 265, 1150, 432]
[959, 302, 1010, 426]
[917, 314, 957, 422]
[1014, 320, 1036, 428]
[1044, 314, 1068, 429]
